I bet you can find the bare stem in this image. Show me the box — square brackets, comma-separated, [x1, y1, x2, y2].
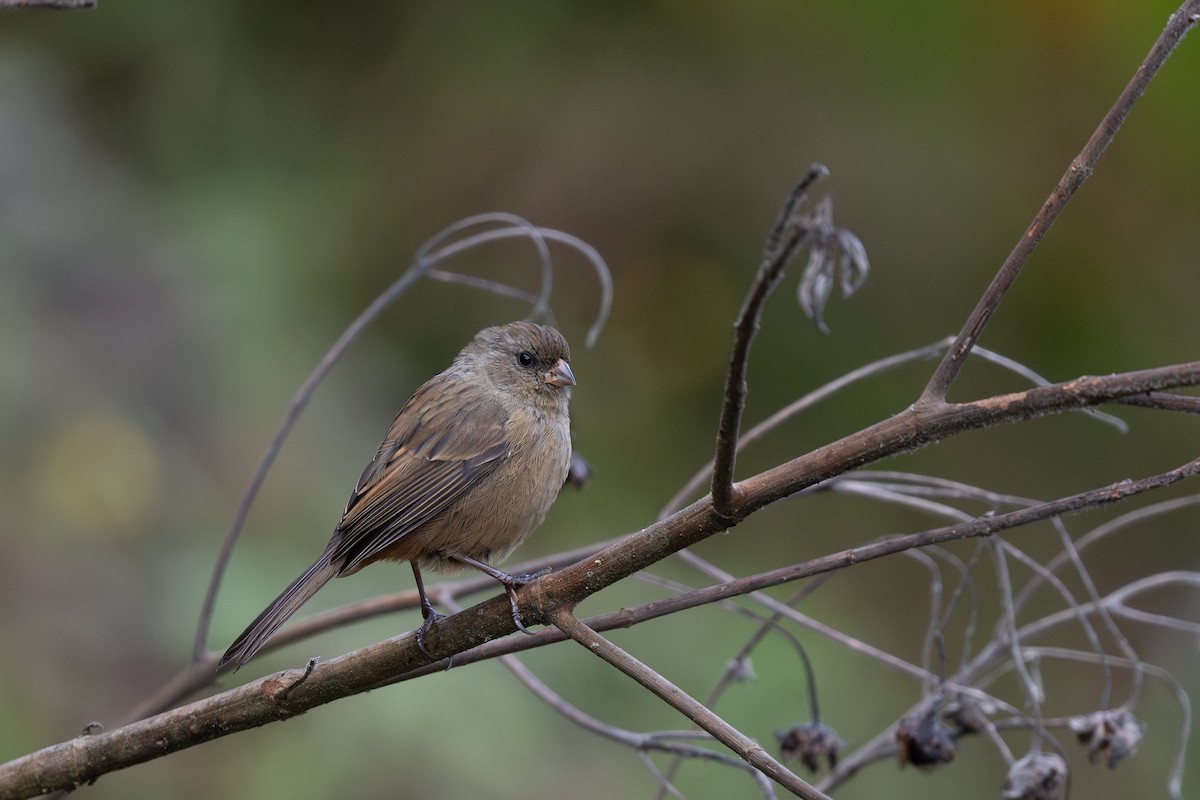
[712, 164, 828, 515]
[919, 1, 1200, 403]
[550, 607, 830, 800]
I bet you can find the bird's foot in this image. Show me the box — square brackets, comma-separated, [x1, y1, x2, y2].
[493, 567, 551, 635]
[505, 566, 552, 585]
[500, 585, 537, 635]
[414, 608, 446, 659]
[448, 554, 552, 636]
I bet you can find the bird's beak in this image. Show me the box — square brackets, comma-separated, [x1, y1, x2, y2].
[544, 358, 576, 388]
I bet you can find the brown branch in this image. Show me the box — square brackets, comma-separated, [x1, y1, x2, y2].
[737, 362, 1200, 516]
[712, 164, 828, 515]
[383, 465, 1200, 706]
[1117, 391, 1200, 414]
[494, 643, 772, 795]
[549, 608, 830, 800]
[4, 448, 1195, 796]
[1, 7, 1194, 797]
[919, 0, 1200, 403]
[134, 540, 611, 721]
[590, 456, 1200, 640]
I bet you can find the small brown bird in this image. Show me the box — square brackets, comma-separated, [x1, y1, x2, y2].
[219, 321, 575, 669]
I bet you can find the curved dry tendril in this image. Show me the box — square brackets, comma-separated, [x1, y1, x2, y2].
[1026, 647, 1191, 800]
[194, 214, 612, 660]
[414, 212, 614, 346]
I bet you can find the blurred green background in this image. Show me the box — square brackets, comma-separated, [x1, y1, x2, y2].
[1, 2, 1198, 798]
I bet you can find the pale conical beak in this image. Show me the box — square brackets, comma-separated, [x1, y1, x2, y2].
[544, 358, 576, 388]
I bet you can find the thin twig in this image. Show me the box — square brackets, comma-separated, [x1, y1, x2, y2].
[1009, 494, 1200, 619]
[550, 607, 830, 800]
[1022, 647, 1191, 800]
[712, 164, 828, 516]
[1117, 391, 1200, 414]
[919, 1, 1200, 403]
[988, 541, 1045, 746]
[443, 597, 775, 799]
[994, 537, 1114, 704]
[497, 650, 775, 798]
[647, 563, 833, 800]
[674, 551, 1011, 715]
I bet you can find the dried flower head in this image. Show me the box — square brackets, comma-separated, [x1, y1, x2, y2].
[1069, 709, 1143, 768]
[796, 196, 869, 334]
[943, 695, 998, 734]
[565, 452, 593, 489]
[725, 655, 756, 683]
[1001, 752, 1068, 800]
[895, 711, 956, 770]
[776, 722, 842, 773]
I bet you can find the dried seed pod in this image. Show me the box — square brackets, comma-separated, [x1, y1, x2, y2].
[1001, 752, 1068, 800]
[895, 711, 956, 770]
[1069, 709, 1143, 768]
[776, 722, 842, 773]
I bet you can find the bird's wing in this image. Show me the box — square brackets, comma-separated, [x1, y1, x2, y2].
[330, 375, 511, 572]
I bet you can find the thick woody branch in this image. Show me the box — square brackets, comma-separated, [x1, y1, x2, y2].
[737, 362, 1200, 516]
[1, 8, 1195, 800]
[2, 363, 1196, 799]
[370, 460, 1200, 692]
[133, 540, 613, 722]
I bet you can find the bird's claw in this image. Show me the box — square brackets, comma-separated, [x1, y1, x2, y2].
[507, 566, 552, 586]
[492, 567, 550, 635]
[503, 584, 538, 636]
[415, 609, 446, 659]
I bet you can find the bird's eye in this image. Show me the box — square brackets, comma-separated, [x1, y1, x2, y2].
[517, 351, 535, 367]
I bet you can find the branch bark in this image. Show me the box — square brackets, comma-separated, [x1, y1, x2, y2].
[712, 164, 828, 515]
[2, 363, 1197, 799]
[3, 7, 1198, 795]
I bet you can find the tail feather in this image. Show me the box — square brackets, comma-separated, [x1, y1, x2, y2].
[219, 554, 340, 670]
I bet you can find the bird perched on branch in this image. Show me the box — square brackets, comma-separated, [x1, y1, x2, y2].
[220, 321, 575, 669]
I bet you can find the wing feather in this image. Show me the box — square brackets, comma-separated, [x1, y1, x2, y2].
[329, 375, 510, 572]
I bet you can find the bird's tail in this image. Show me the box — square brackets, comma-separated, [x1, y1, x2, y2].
[219, 552, 340, 670]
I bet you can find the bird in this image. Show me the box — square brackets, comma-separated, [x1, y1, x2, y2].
[219, 321, 575, 670]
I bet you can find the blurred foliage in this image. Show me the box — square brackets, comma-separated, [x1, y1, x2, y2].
[1, 2, 1197, 799]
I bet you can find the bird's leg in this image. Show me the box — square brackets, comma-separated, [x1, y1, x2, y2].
[448, 553, 548, 635]
[411, 561, 445, 658]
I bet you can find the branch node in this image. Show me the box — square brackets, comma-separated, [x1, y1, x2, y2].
[269, 658, 318, 703]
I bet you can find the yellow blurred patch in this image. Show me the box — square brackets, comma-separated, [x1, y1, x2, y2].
[31, 409, 162, 539]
